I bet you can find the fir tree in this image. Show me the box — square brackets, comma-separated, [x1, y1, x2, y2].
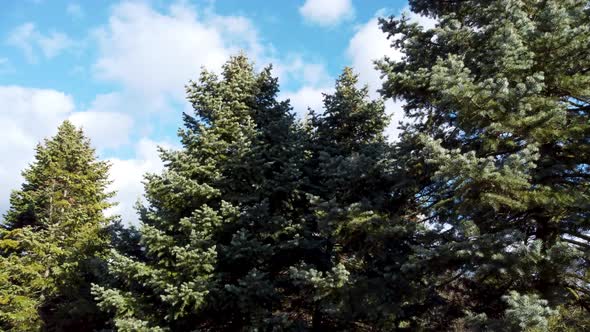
[304, 68, 430, 330]
[93, 55, 325, 330]
[378, 0, 590, 328]
[0, 121, 114, 331]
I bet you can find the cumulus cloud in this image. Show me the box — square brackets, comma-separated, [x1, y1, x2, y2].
[0, 86, 138, 219]
[92, 1, 343, 120]
[0, 86, 74, 214]
[69, 112, 133, 150]
[106, 138, 175, 225]
[68, 93, 134, 150]
[283, 85, 332, 118]
[347, 15, 403, 139]
[346, 9, 436, 140]
[299, 0, 354, 26]
[275, 55, 331, 87]
[348, 16, 398, 96]
[7, 23, 73, 62]
[275, 54, 333, 118]
[93, 1, 267, 105]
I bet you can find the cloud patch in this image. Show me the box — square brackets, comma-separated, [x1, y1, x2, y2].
[283, 85, 333, 119]
[7, 23, 73, 62]
[299, 0, 354, 26]
[106, 138, 176, 225]
[0, 86, 137, 220]
[93, 1, 267, 106]
[68, 93, 134, 150]
[277, 56, 333, 118]
[0, 86, 74, 214]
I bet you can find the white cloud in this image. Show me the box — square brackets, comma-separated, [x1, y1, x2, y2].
[66, 3, 84, 19]
[37, 31, 73, 58]
[6, 23, 73, 62]
[277, 55, 333, 118]
[68, 93, 134, 150]
[346, 9, 436, 140]
[207, 13, 265, 60]
[407, 8, 437, 30]
[347, 16, 398, 97]
[6, 23, 36, 61]
[347, 15, 403, 139]
[0, 86, 75, 214]
[69, 113, 133, 150]
[274, 55, 332, 87]
[106, 138, 175, 225]
[299, 0, 354, 26]
[93, 1, 266, 104]
[283, 85, 333, 118]
[0, 87, 137, 220]
[91, 1, 341, 122]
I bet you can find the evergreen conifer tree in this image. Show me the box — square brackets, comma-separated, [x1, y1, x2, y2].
[0, 121, 113, 331]
[303, 68, 430, 330]
[378, 0, 590, 328]
[93, 55, 329, 331]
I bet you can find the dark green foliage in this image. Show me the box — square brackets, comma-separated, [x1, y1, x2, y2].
[378, 0, 590, 328]
[303, 68, 435, 330]
[4, 1, 590, 330]
[93, 55, 327, 331]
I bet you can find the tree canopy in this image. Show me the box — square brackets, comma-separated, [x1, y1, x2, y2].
[2, 1, 590, 330]
[378, 0, 590, 329]
[0, 121, 114, 331]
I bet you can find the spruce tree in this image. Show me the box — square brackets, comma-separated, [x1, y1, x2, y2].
[308, 67, 390, 207]
[93, 55, 326, 330]
[378, 0, 590, 328]
[303, 68, 430, 330]
[0, 121, 113, 331]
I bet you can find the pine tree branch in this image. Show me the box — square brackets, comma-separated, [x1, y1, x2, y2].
[564, 231, 590, 243]
[434, 270, 466, 289]
[562, 238, 590, 250]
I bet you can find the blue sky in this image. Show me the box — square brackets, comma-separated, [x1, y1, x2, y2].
[0, 0, 434, 223]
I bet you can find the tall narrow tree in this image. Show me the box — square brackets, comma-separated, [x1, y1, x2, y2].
[0, 121, 114, 331]
[304, 68, 430, 330]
